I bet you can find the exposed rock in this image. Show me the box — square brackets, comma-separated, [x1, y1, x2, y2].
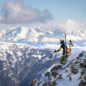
[43, 82, 47, 86]
[76, 52, 83, 59]
[70, 65, 75, 70]
[50, 65, 62, 71]
[80, 63, 85, 68]
[58, 74, 62, 79]
[84, 76, 86, 81]
[42, 82, 56, 86]
[63, 62, 72, 69]
[52, 81, 56, 85]
[83, 59, 86, 63]
[71, 69, 79, 74]
[52, 72, 58, 78]
[65, 70, 68, 73]
[69, 76, 72, 81]
[45, 72, 50, 77]
[79, 80, 84, 86]
[81, 69, 86, 76]
[84, 64, 86, 68]
[79, 80, 86, 86]
[80, 63, 86, 68]
[48, 83, 56, 86]
[29, 79, 38, 86]
[74, 61, 80, 64]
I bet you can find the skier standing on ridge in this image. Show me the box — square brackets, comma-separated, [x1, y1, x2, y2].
[54, 40, 69, 64]
[68, 40, 73, 52]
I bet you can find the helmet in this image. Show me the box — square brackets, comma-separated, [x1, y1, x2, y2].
[69, 40, 72, 43]
[60, 40, 64, 44]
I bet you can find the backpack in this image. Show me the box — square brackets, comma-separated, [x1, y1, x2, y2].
[65, 47, 69, 53]
[65, 47, 69, 56]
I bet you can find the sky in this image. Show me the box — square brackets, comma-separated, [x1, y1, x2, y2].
[0, 0, 86, 24]
[23, 0, 86, 21]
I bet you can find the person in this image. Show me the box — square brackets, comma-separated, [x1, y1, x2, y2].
[69, 40, 73, 52]
[54, 40, 69, 64]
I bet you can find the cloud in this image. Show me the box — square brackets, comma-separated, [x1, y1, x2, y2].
[1, 0, 52, 24]
[0, 16, 2, 20]
[41, 37, 59, 42]
[58, 19, 86, 31]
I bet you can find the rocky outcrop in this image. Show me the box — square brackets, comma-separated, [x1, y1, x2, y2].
[30, 51, 86, 86]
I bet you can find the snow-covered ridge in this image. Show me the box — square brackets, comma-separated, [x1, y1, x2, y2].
[31, 51, 86, 86]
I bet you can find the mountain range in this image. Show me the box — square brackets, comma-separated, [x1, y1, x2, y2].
[0, 19, 86, 48]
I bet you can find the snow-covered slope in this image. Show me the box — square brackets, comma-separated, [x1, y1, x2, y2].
[0, 42, 63, 86]
[0, 42, 85, 86]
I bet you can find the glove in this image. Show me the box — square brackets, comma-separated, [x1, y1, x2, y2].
[54, 50, 59, 53]
[54, 50, 57, 53]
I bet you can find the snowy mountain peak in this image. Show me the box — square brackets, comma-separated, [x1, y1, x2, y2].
[2, 27, 21, 42]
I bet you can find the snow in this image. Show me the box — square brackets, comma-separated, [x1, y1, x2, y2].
[67, 35, 84, 41]
[37, 68, 47, 75]
[32, 54, 42, 59]
[14, 27, 28, 40]
[17, 51, 22, 56]
[0, 40, 85, 86]
[34, 41, 86, 86]
[41, 37, 59, 42]
[40, 43, 59, 49]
